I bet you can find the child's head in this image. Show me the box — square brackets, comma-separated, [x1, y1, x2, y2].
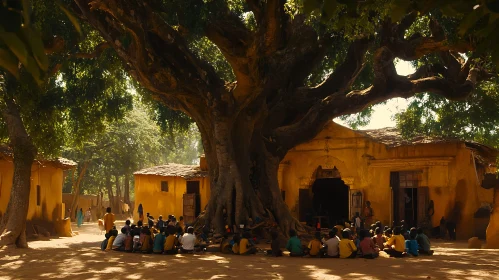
[384, 228, 392, 236]
[160, 227, 165, 234]
[121, 228, 127, 234]
[179, 216, 184, 221]
[137, 221, 143, 227]
[131, 224, 136, 229]
[409, 227, 417, 240]
[167, 225, 176, 235]
[289, 229, 297, 237]
[393, 226, 402, 235]
[176, 226, 183, 234]
[375, 227, 382, 235]
[375, 221, 382, 228]
[355, 212, 359, 217]
[148, 219, 154, 228]
[314, 231, 321, 240]
[341, 230, 351, 239]
[187, 226, 194, 234]
[159, 215, 163, 220]
[417, 227, 424, 235]
[111, 229, 118, 237]
[271, 231, 278, 240]
[125, 219, 131, 226]
[330, 227, 338, 238]
[106, 207, 111, 213]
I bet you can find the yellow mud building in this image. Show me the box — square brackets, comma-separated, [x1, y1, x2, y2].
[0, 147, 76, 235]
[134, 159, 210, 224]
[279, 122, 496, 239]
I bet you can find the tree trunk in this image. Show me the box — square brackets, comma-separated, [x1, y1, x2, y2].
[124, 173, 131, 213]
[105, 175, 114, 214]
[486, 186, 499, 248]
[69, 161, 89, 222]
[201, 115, 302, 236]
[0, 96, 37, 248]
[115, 174, 121, 214]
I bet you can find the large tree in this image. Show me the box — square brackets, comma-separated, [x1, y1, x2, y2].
[72, 0, 498, 233]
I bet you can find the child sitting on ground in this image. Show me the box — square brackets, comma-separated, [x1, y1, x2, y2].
[153, 227, 166, 254]
[286, 229, 304, 257]
[384, 228, 392, 239]
[140, 226, 153, 253]
[124, 225, 134, 252]
[416, 227, 434, 255]
[372, 227, 385, 250]
[179, 226, 197, 253]
[267, 231, 283, 257]
[240, 231, 257, 255]
[324, 228, 340, 258]
[405, 227, 419, 256]
[164, 225, 179, 254]
[112, 227, 127, 251]
[383, 226, 406, 258]
[359, 229, 378, 259]
[105, 228, 118, 251]
[308, 232, 323, 257]
[100, 232, 111, 251]
[231, 233, 241, 254]
[339, 230, 357, 258]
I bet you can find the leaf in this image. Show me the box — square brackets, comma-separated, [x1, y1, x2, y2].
[458, 6, 485, 36]
[21, 26, 49, 71]
[56, 1, 82, 36]
[0, 48, 20, 79]
[390, 0, 411, 23]
[21, 0, 31, 26]
[0, 32, 29, 66]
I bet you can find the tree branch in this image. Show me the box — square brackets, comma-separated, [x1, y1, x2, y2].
[72, 42, 111, 59]
[74, 0, 226, 106]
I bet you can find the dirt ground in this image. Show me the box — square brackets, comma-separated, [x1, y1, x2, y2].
[1, 221, 498, 280]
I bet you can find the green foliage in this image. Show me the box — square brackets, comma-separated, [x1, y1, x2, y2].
[395, 79, 499, 148]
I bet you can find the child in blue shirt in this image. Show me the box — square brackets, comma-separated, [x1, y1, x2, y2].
[405, 228, 419, 256]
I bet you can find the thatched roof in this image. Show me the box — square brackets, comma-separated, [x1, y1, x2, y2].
[0, 145, 76, 170]
[134, 163, 208, 179]
[355, 127, 498, 165]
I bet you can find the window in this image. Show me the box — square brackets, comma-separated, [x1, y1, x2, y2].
[36, 185, 41, 206]
[161, 181, 169, 192]
[399, 171, 421, 188]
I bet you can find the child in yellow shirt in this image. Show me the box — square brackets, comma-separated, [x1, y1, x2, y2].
[308, 232, 323, 257]
[383, 226, 406, 258]
[339, 230, 357, 258]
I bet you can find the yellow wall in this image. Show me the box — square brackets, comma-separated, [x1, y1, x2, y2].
[279, 122, 494, 239]
[0, 160, 65, 224]
[133, 174, 210, 222]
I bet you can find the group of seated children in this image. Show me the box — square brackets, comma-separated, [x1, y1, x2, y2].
[101, 215, 205, 254]
[263, 222, 434, 258]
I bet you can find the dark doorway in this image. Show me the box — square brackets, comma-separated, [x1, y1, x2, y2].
[299, 189, 313, 224]
[311, 178, 349, 227]
[186, 181, 201, 217]
[403, 188, 418, 228]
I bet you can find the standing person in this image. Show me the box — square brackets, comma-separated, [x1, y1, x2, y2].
[76, 208, 84, 228]
[138, 203, 144, 222]
[85, 208, 92, 222]
[103, 207, 115, 234]
[363, 201, 374, 227]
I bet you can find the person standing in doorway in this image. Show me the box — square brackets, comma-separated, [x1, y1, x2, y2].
[85, 208, 92, 222]
[363, 201, 374, 227]
[138, 203, 144, 222]
[76, 208, 84, 228]
[103, 207, 115, 234]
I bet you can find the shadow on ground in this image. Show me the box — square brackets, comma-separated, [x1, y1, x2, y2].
[1, 240, 498, 280]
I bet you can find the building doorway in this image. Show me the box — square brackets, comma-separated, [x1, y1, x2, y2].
[403, 187, 418, 228]
[186, 181, 201, 217]
[391, 171, 428, 228]
[311, 178, 349, 227]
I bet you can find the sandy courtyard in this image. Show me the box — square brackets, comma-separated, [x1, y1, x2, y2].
[1, 222, 498, 280]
